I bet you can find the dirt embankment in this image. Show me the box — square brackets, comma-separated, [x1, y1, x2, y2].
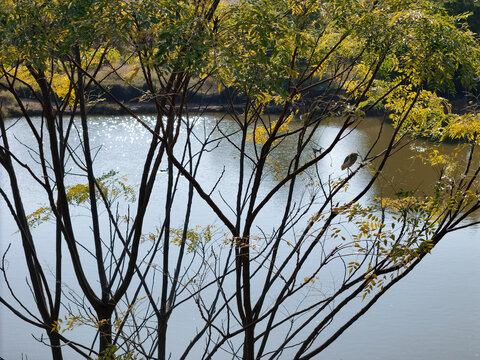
[1, 79, 477, 119]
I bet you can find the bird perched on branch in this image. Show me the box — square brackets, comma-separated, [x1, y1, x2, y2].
[341, 152, 359, 171]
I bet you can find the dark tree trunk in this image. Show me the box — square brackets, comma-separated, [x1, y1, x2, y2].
[97, 307, 114, 358]
[157, 315, 168, 360]
[49, 332, 63, 360]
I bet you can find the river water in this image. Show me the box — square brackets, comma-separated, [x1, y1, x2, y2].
[1, 114, 479, 359]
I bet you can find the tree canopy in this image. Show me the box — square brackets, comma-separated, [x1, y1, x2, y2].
[1, 0, 480, 359]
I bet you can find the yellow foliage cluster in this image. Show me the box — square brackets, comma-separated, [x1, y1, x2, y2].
[26, 172, 135, 228]
[344, 63, 371, 97]
[65, 184, 91, 205]
[375, 195, 432, 213]
[51, 297, 145, 334]
[51, 312, 94, 334]
[362, 272, 388, 299]
[64, 173, 135, 206]
[444, 112, 480, 142]
[246, 113, 293, 145]
[170, 225, 214, 252]
[385, 87, 452, 138]
[322, 200, 441, 300]
[26, 206, 53, 228]
[303, 276, 319, 284]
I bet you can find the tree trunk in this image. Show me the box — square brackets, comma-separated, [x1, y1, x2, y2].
[97, 307, 113, 359]
[49, 332, 63, 360]
[243, 329, 255, 360]
[157, 315, 168, 360]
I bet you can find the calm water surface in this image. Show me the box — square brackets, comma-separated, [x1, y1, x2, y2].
[1, 115, 479, 359]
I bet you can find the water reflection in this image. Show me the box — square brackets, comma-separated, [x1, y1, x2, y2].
[1, 114, 479, 359]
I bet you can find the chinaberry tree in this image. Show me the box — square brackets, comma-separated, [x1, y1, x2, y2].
[1, 0, 480, 359]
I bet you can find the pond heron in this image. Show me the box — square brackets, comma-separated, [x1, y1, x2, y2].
[341, 152, 359, 171]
